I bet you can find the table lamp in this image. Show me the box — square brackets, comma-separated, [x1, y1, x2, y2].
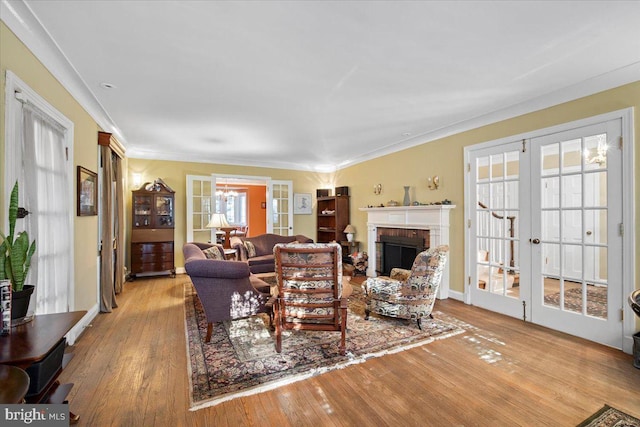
[206, 213, 236, 249]
[344, 224, 356, 242]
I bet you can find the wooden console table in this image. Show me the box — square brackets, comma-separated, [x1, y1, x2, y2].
[0, 311, 85, 423]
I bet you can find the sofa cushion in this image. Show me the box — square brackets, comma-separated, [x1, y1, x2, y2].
[247, 254, 274, 266]
[202, 246, 225, 260]
[244, 240, 257, 258]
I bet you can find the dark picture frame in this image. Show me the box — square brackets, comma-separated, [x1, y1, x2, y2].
[77, 166, 98, 216]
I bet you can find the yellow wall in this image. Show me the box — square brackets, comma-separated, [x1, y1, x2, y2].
[338, 81, 640, 298]
[127, 159, 327, 267]
[0, 22, 100, 311]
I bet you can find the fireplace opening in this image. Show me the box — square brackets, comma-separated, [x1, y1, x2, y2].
[376, 235, 426, 276]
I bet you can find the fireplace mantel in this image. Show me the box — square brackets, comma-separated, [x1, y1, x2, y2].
[359, 205, 455, 299]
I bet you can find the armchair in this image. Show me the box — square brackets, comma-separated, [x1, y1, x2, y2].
[273, 243, 350, 355]
[364, 245, 449, 329]
[183, 243, 273, 342]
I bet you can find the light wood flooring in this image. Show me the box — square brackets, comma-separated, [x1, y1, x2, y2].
[59, 275, 640, 426]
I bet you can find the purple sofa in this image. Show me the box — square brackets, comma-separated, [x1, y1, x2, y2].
[183, 242, 273, 342]
[230, 233, 313, 274]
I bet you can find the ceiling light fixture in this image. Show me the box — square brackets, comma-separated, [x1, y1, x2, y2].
[216, 182, 238, 202]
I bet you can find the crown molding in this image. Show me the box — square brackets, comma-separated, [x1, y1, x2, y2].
[1, 0, 127, 145]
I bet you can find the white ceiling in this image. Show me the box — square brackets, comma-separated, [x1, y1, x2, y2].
[5, 1, 640, 171]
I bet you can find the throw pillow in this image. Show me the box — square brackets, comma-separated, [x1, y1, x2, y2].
[202, 246, 224, 260]
[244, 240, 257, 258]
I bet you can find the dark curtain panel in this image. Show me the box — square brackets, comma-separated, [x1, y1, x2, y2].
[113, 154, 124, 294]
[100, 145, 117, 312]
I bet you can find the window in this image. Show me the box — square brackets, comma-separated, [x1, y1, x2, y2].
[216, 190, 247, 225]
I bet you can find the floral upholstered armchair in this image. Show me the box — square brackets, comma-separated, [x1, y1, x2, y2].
[364, 245, 449, 329]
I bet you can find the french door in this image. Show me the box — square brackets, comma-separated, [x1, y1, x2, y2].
[469, 141, 526, 319]
[468, 118, 624, 348]
[269, 180, 293, 236]
[530, 120, 622, 347]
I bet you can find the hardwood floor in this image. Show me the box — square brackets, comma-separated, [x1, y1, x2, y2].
[59, 275, 640, 426]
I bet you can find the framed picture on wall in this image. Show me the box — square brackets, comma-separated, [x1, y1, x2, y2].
[293, 193, 312, 214]
[77, 166, 98, 216]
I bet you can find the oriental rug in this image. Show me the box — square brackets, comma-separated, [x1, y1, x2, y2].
[184, 282, 464, 410]
[577, 404, 640, 427]
[543, 286, 607, 318]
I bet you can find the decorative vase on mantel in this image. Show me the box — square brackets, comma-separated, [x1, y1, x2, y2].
[403, 186, 410, 206]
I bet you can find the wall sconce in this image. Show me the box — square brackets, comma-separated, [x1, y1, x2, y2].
[373, 184, 382, 195]
[132, 173, 143, 189]
[427, 176, 439, 190]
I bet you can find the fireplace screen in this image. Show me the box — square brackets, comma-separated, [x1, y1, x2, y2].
[376, 235, 426, 276]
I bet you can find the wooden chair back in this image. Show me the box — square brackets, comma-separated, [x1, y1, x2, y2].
[273, 242, 347, 354]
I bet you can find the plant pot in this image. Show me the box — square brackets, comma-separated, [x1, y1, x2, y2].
[11, 285, 34, 320]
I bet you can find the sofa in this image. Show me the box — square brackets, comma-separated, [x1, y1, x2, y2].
[183, 242, 273, 342]
[230, 233, 313, 274]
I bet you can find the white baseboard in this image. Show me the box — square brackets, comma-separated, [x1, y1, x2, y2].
[447, 289, 465, 302]
[65, 303, 99, 345]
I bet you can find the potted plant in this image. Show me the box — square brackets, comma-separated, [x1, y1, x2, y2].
[0, 181, 36, 319]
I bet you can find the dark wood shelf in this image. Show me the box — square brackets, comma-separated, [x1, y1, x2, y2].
[316, 194, 350, 243]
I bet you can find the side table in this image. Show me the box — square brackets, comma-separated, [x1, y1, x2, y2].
[0, 311, 85, 424]
[0, 364, 30, 403]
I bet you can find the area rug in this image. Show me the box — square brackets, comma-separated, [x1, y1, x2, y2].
[184, 281, 465, 410]
[543, 286, 607, 318]
[577, 404, 640, 427]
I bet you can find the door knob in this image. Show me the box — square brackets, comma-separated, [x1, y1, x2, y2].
[586, 230, 593, 236]
[530, 238, 540, 244]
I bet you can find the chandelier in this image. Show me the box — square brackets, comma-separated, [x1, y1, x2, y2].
[216, 185, 238, 202]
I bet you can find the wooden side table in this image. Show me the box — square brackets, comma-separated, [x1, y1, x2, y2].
[340, 240, 359, 256]
[0, 364, 30, 403]
[0, 311, 85, 423]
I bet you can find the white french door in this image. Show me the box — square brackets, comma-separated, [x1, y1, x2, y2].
[530, 119, 623, 347]
[269, 180, 293, 236]
[469, 141, 526, 319]
[468, 116, 625, 349]
[186, 175, 216, 244]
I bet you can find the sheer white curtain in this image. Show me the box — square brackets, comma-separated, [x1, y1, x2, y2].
[22, 105, 71, 314]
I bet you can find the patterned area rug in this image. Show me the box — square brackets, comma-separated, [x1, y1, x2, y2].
[577, 404, 640, 427]
[184, 281, 464, 410]
[543, 286, 607, 318]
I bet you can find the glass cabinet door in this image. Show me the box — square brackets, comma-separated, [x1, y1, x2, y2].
[155, 195, 174, 227]
[134, 195, 153, 228]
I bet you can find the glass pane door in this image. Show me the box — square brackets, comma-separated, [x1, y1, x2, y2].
[269, 180, 293, 236]
[530, 119, 622, 347]
[469, 141, 524, 318]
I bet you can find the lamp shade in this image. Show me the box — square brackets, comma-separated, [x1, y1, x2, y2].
[206, 213, 230, 228]
[343, 224, 356, 234]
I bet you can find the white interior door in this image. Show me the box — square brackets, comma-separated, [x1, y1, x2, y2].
[530, 119, 623, 348]
[468, 141, 525, 319]
[269, 180, 293, 236]
[186, 175, 215, 244]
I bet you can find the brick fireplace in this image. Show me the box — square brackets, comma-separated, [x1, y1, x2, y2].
[359, 205, 455, 299]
